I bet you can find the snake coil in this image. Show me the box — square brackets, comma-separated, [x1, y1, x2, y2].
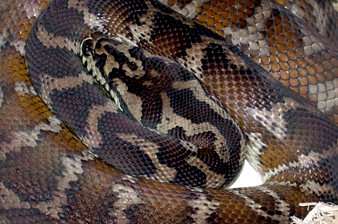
[0, 0, 337, 223]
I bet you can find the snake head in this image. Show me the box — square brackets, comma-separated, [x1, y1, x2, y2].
[80, 33, 128, 111]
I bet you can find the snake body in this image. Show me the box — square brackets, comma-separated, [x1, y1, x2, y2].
[0, 0, 337, 223]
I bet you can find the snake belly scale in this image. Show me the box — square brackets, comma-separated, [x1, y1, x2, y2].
[0, 0, 337, 223]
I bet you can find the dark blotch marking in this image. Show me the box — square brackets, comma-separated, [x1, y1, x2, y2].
[167, 126, 240, 185]
[153, 136, 210, 187]
[50, 82, 107, 137]
[96, 110, 213, 188]
[151, 12, 203, 58]
[283, 108, 338, 152]
[149, 0, 175, 14]
[94, 52, 108, 76]
[0, 208, 56, 223]
[318, 154, 338, 195]
[101, 43, 139, 76]
[151, 6, 223, 45]
[91, 40, 242, 185]
[174, 164, 207, 187]
[25, 0, 89, 93]
[89, 41, 165, 128]
[167, 88, 242, 183]
[229, 44, 287, 110]
[201, 43, 230, 70]
[168, 88, 241, 151]
[107, 52, 169, 129]
[104, 45, 130, 66]
[39, 0, 88, 41]
[0, 146, 61, 203]
[96, 111, 157, 176]
[88, 0, 149, 28]
[168, 88, 212, 124]
[25, 28, 85, 94]
[32, 46, 83, 78]
[109, 68, 126, 80]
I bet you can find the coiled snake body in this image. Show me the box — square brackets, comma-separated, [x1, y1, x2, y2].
[0, 0, 337, 223]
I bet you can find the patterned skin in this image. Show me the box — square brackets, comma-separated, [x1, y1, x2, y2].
[162, 0, 338, 125]
[0, 0, 337, 224]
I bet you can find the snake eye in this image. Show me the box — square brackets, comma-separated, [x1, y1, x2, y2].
[81, 38, 94, 57]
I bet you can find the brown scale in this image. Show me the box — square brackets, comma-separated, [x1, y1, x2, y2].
[0, 3, 225, 223]
[261, 184, 323, 217]
[274, 0, 338, 41]
[122, 1, 337, 200]
[205, 184, 326, 223]
[269, 164, 335, 188]
[0, 0, 337, 223]
[257, 110, 337, 171]
[103, 0, 336, 219]
[0, 52, 52, 130]
[107, 0, 337, 218]
[172, 0, 338, 125]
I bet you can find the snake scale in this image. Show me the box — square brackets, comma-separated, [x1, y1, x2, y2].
[0, 0, 337, 223]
